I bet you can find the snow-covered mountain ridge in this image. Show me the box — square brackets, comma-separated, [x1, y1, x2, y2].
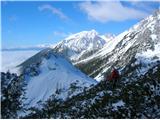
[53, 30, 113, 61]
[18, 48, 97, 108]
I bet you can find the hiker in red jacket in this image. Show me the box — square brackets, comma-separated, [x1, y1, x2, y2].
[108, 67, 120, 88]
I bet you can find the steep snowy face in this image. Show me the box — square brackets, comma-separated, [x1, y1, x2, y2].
[53, 30, 107, 61]
[76, 10, 160, 81]
[19, 48, 97, 108]
[97, 10, 160, 80]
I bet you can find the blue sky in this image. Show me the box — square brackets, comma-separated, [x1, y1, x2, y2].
[1, 1, 159, 48]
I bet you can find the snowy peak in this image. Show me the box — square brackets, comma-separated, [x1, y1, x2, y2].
[65, 29, 98, 40]
[99, 9, 160, 57]
[19, 48, 97, 107]
[130, 9, 160, 33]
[63, 29, 105, 52]
[53, 29, 108, 61]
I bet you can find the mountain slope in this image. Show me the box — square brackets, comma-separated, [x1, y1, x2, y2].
[18, 48, 97, 108]
[76, 10, 160, 82]
[59, 64, 160, 119]
[24, 64, 160, 119]
[53, 30, 110, 62]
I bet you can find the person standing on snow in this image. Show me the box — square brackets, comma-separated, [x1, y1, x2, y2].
[107, 67, 120, 88]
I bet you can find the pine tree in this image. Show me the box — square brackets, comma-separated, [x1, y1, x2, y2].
[1, 72, 26, 118]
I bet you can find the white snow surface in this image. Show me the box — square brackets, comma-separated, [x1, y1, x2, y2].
[23, 51, 97, 108]
[135, 42, 160, 76]
[112, 100, 125, 111]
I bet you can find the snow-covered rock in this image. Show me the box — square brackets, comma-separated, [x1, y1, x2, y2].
[112, 100, 125, 111]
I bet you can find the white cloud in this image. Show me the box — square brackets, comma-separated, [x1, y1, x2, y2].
[79, 1, 149, 23]
[38, 4, 69, 20]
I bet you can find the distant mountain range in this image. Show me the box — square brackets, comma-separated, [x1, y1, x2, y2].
[2, 31, 114, 54]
